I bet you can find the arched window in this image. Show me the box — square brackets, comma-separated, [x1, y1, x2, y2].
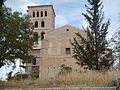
[41, 21, 45, 27]
[35, 21, 38, 28]
[45, 11, 47, 17]
[37, 11, 39, 17]
[41, 32, 45, 40]
[41, 11, 43, 17]
[33, 12, 35, 17]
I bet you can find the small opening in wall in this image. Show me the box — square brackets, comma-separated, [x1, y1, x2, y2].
[41, 32, 45, 40]
[41, 11, 43, 17]
[45, 11, 47, 17]
[66, 48, 71, 55]
[37, 11, 39, 17]
[41, 21, 45, 27]
[35, 21, 38, 28]
[66, 29, 69, 31]
[33, 58, 36, 65]
[33, 12, 35, 17]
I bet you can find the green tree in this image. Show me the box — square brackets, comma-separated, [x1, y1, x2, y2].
[72, 0, 113, 71]
[0, 0, 6, 16]
[0, 0, 6, 7]
[0, 7, 35, 68]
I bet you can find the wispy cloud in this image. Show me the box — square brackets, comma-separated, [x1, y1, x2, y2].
[4, 0, 120, 44]
[19, 0, 38, 13]
[55, 14, 68, 28]
[5, 0, 38, 13]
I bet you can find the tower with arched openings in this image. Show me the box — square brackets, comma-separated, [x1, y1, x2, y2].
[28, 5, 55, 42]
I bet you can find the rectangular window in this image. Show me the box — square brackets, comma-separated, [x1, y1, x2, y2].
[66, 48, 71, 55]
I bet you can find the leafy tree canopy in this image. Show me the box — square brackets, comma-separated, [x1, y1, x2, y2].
[0, 7, 35, 68]
[0, 0, 6, 7]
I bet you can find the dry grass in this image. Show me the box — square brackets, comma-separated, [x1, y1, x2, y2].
[54, 71, 116, 87]
[0, 70, 117, 89]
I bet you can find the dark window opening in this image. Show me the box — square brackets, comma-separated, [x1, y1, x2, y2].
[41, 21, 45, 27]
[37, 12, 39, 17]
[35, 21, 38, 28]
[41, 11, 43, 17]
[66, 29, 69, 31]
[66, 48, 71, 55]
[33, 58, 36, 65]
[41, 32, 45, 40]
[33, 12, 35, 17]
[45, 11, 47, 16]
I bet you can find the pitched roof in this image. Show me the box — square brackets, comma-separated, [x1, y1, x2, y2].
[45, 25, 84, 34]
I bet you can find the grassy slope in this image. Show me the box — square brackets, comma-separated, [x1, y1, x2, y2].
[0, 71, 117, 89]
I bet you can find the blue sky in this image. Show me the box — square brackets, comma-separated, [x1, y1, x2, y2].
[0, 0, 120, 80]
[4, 0, 120, 38]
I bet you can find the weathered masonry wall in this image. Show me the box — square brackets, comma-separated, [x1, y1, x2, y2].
[1, 87, 117, 90]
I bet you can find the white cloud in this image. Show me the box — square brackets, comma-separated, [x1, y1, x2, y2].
[55, 15, 68, 28]
[17, 0, 38, 13]
[5, 0, 38, 13]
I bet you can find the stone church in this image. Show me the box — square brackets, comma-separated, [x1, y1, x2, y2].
[26, 5, 86, 78]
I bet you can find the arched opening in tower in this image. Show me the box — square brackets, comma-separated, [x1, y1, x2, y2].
[41, 21, 45, 27]
[41, 32, 45, 40]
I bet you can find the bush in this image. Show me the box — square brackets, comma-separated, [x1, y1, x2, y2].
[58, 64, 72, 75]
[11, 73, 30, 80]
[30, 67, 39, 79]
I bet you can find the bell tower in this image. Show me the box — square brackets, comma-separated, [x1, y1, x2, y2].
[28, 5, 55, 49]
[28, 5, 55, 35]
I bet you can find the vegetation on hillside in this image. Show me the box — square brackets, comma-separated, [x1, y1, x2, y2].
[0, 71, 117, 89]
